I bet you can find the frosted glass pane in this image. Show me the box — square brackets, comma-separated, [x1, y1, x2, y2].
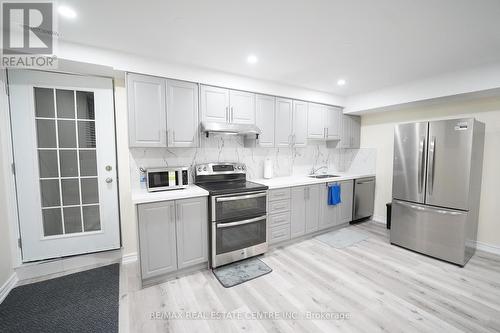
[38, 150, 58, 178]
[76, 91, 95, 120]
[56, 89, 75, 119]
[61, 179, 80, 205]
[36, 119, 57, 148]
[42, 208, 63, 236]
[83, 205, 100, 231]
[63, 207, 82, 234]
[79, 150, 97, 177]
[59, 150, 78, 177]
[81, 178, 99, 204]
[34, 88, 54, 118]
[78, 121, 96, 148]
[58, 120, 77, 148]
[40, 179, 60, 207]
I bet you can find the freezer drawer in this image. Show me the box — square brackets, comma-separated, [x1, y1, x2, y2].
[353, 177, 375, 220]
[390, 199, 469, 265]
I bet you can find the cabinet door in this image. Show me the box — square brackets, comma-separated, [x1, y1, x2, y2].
[127, 73, 166, 147]
[293, 100, 308, 147]
[175, 197, 208, 269]
[290, 186, 306, 238]
[275, 98, 293, 147]
[319, 183, 340, 229]
[200, 85, 229, 123]
[307, 103, 325, 139]
[339, 180, 354, 223]
[166, 80, 199, 147]
[138, 201, 177, 280]
[351, 115, 361, 148]
[230, 90, 255, 124]
[305, 184, 320, 233]
[255, 94, 275, 147]
[326, 106, 342, 140]
[340, 115, 351, 148]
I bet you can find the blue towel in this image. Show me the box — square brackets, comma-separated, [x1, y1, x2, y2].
[328, 184, 341, 205]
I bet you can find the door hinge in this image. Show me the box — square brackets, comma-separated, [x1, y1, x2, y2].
[11, 162, 15, 175]
[18, 238, 22, 249]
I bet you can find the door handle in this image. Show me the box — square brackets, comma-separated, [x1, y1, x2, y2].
[217, 215, 267, 228]
[428, 136, 436, 195]
[418, 136, 425, 194]
[105, 177, 113, 183]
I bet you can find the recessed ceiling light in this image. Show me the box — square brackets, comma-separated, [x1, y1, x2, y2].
[58, 6, 77, 19]
[247, 54, 258, 64]
[337, 79, 346, 86]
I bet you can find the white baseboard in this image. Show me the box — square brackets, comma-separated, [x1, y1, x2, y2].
[475, 241, 500, 256]
[0, 272, 18, 304]
[122, 252, 138, 265]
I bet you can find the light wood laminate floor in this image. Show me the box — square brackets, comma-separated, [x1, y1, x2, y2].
[119, 221, 500, 333]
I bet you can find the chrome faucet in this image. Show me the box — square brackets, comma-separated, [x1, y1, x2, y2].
[310, 165, 328, 175]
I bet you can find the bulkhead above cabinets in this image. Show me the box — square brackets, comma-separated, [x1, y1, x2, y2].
[126, 73, 360, 149]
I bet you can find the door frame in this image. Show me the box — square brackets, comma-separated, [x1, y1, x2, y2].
[3, 69, 122, 266]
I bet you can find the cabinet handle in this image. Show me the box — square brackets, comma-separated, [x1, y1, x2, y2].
[226, 106, 229, 122]
[326, 127, 329, 138]
[230, 107, 234, 123]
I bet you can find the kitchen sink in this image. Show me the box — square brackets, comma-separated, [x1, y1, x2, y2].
[308, 174, 340, 179]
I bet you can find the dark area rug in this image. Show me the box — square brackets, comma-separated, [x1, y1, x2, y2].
[0, 263, 119, 333]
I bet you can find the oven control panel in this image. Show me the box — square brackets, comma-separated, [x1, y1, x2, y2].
[195, 162, 246, 176]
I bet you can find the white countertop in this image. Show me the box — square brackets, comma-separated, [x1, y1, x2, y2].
[132, 185, 209, 205]
[251, 173, 375, 189]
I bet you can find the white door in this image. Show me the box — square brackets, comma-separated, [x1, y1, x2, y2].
[292, 100, 308, 147]
[166, 79, 199, 147]
[200, 85, 229, 123]
[9, 70, 120, 262]
[307, 103, 325, 139]
[255, 94, 275, 147]
[229, 90, 255, 124]
[275, 98, 293, 147]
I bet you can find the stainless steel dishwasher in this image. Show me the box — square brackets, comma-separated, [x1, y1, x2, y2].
[353, 177, 375, 221]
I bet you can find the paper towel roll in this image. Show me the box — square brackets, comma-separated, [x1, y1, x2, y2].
[264, 158, 273, 179]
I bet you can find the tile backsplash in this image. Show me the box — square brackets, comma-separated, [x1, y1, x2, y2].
[129, 135, 376, 190]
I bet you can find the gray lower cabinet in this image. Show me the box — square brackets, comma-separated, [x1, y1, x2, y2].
[138, 197, 208, 281]
[319, 180, 354, 229]
[291, 185, 320, 239]
[138, 201, 177, 280]
[319, 183, 339, 229]
[339, 180, 354, 223]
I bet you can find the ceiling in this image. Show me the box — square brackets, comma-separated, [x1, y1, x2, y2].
[57, 0, 500, 96]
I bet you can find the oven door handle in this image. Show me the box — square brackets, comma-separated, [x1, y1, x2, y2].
[216, 215, 267, 228]
[216, 192, 267, 202]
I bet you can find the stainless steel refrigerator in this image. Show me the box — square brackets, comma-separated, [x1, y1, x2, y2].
[390, 118, 485, 266]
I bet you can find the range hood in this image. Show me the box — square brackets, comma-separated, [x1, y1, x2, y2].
[201, 121, 261, 138]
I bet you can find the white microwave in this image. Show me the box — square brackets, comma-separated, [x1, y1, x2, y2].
[146, 167, 189, 192]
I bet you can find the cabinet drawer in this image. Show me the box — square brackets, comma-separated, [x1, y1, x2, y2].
[269, 199, 290, 214]
[269, 225, 291, 244]
[268, 188, 291, 201]
[268, 211, 291, 228]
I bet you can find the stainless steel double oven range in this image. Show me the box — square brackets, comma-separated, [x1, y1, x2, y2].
[195, 163, 268, 268]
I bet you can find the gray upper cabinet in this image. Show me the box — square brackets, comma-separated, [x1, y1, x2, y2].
[341, 115, 361, 148]
[230, 90, 255, 124]
[255, 94, 275, 147]
[138, 201, 177, 280]
[340, 180, 354, 223]
[200, 85, 230, 123]
[200, 85, 255, 124]
[127, 73, 167, 147]
[175, 197, 208, 269]
[166, 79, 199, 147]
[326, 106, 342, 140]
[275, 98, 293, 147]
[292, 100, 308, 147]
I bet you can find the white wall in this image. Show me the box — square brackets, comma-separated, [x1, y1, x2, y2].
[361, 95, 500, 248]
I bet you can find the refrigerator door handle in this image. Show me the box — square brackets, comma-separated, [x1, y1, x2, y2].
[394, 200, 463, 215]
[418, 136, 426, 194]
[428, 136, 436, 195]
